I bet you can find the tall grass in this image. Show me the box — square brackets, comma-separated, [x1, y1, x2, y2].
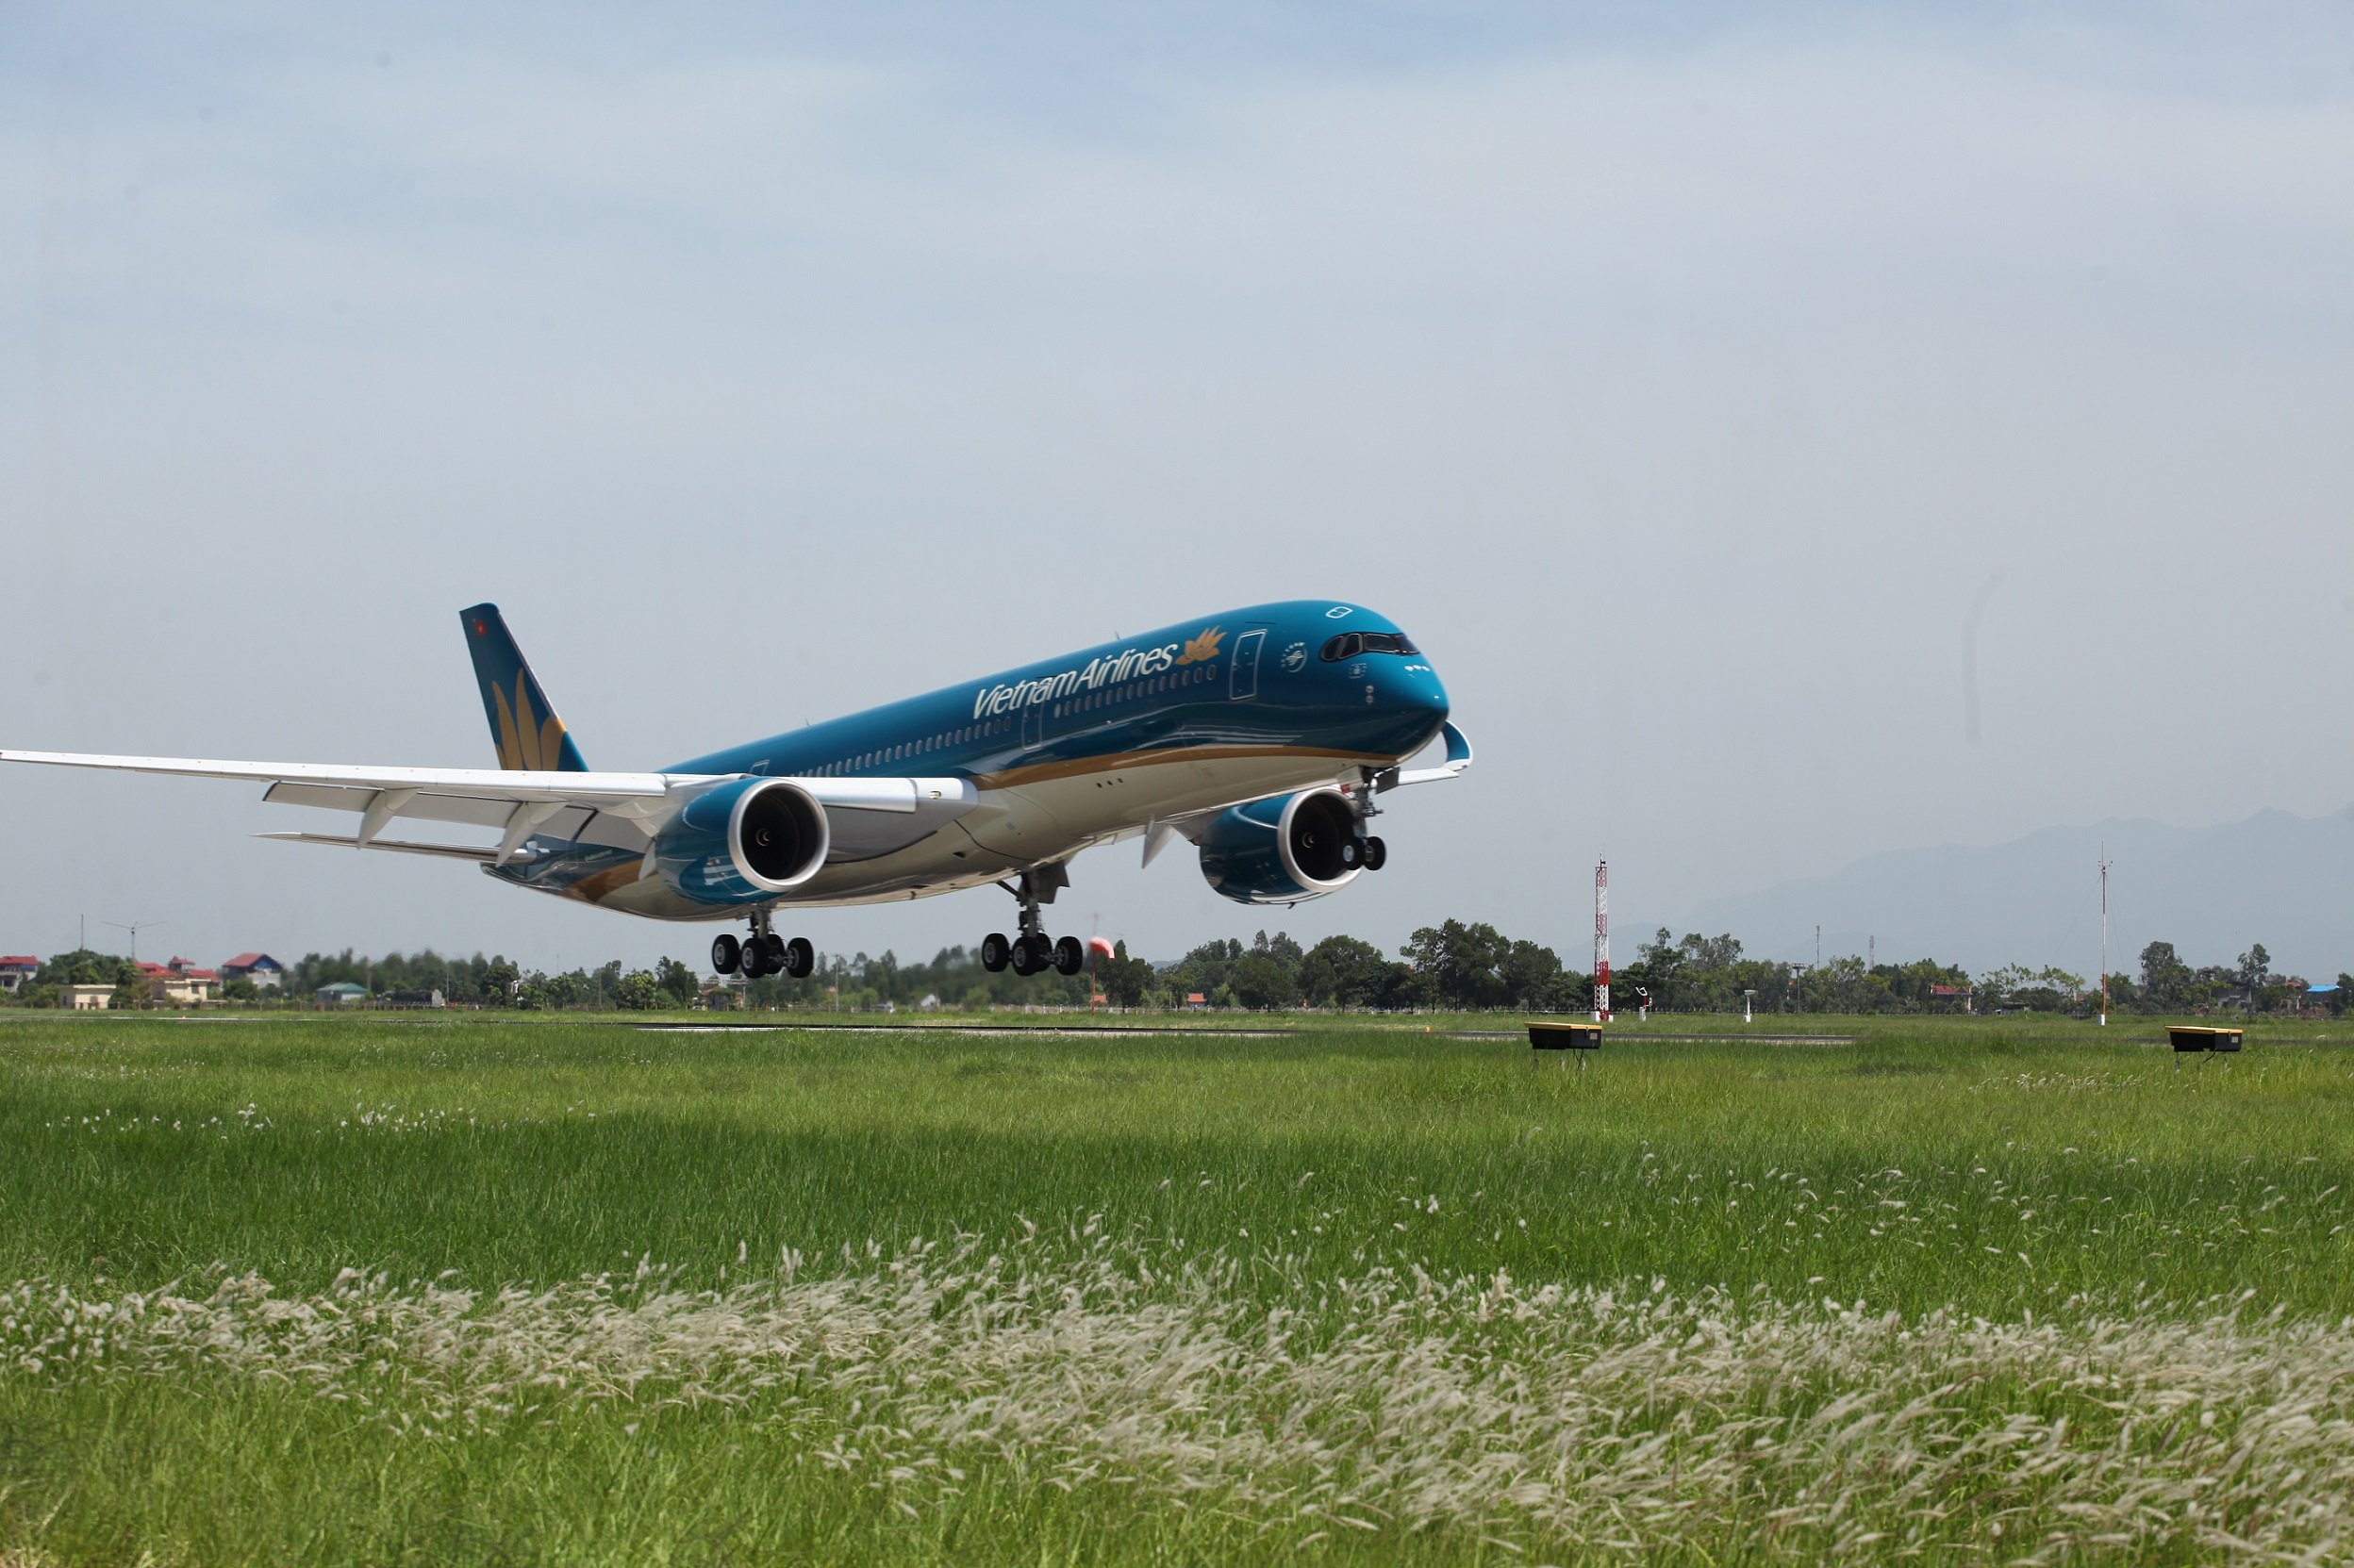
[4, 1013, 2354, 1562]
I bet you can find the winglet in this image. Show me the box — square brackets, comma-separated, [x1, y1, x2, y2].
[459, 604, 588, 772]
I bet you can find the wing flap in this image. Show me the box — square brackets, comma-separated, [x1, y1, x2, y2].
[257, 833, 501, 862]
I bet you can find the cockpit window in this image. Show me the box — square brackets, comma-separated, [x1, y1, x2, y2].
[1320, 630, 1417, 661]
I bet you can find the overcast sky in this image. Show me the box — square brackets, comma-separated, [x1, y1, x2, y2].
[4, 2, 2351, 975]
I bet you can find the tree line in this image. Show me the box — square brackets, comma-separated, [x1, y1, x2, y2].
[3, 930, 2342, 1015]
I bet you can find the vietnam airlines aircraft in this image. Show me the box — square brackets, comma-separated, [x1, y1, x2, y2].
[0, 602, 1469, 981]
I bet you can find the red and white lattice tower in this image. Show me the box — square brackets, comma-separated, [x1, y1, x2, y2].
[1593, 859, 1612, 1023]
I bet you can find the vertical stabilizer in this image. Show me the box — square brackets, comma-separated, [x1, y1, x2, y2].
[458, 603, 588, 772]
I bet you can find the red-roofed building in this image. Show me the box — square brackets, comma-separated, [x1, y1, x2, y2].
[144, 960, 219, 1006]
[221, 952, 286, 991]
[0, 956, 37, 996]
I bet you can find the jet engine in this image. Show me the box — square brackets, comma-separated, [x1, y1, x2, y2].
[1196, 787, 1365, 905]
[654, 777, 829, 905]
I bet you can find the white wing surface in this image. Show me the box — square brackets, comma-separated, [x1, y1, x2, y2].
[0, 749, 978, 864]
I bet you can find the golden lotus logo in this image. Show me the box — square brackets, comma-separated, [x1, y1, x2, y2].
[491, 675, 569, 771]
[1174, 626, 1223, 667]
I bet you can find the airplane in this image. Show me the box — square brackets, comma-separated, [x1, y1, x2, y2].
[0, 601, 1469, 981]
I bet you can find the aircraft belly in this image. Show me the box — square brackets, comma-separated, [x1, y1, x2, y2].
[550, 751, 1368, 919]
[951, 785, 1064, 857]
[1019, 753, 1346, 838]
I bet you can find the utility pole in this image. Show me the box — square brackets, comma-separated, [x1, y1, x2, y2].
[2098, 843, 2111, 1027]
[1593, 859, 1611, 1023]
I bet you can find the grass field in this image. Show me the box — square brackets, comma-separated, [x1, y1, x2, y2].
[5, 1011, 2354, 1564]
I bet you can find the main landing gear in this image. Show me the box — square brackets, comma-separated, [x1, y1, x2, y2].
[711, 910, 814, 981]
[981, 867, 1086, 978]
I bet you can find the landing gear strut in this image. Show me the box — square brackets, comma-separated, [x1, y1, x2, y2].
[982, 867, 1086, 978]
[713, 911, 814, 981]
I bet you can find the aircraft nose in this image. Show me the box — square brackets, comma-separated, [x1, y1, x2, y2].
[1384, 655, 1450, 724]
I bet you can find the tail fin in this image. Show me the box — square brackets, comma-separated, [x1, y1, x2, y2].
[458, 603, 588, 772]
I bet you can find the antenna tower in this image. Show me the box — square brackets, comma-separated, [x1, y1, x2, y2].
[1593, 859, 1611, 1023]
[2098, 843, 2111, 1027]
[104, 918, 165, 966]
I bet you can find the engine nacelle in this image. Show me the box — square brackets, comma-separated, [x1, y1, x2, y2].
[1196, 787, 1363, 906]
[654, 777, 830, 905]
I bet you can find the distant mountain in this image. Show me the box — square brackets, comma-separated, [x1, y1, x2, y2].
[1678, 806, 2354, 982]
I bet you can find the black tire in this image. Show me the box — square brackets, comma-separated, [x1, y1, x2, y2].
[711, 933, 740, 975]
[1361, 835, 1387, 872]
[980, 933, 1011, 973]
[1053, 935, 1085, 976]
[739, 941, 770, 981]
[784, 936, 815, 980]
[1011, 935, 1043, 976]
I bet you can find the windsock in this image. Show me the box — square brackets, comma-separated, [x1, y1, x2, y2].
[1087, 935, 1117, 958]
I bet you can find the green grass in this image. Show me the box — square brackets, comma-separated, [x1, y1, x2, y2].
[5, 1012, 2354, 1564]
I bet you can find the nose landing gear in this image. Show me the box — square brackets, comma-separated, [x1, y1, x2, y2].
[1341, 773, 1391, 874]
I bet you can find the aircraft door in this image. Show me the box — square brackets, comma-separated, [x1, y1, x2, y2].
[1021, 702, 1044, 751]
[1229, 628, 1267, 701]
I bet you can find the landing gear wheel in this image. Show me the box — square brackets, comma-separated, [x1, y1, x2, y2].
[1360, 835, 1387, 872]
[739, 939, 771, 981]
[1053, 936, 1086, 977]
[783, 936, 815, 980]
[1011, 934, 1046, 977]
[711, 933, 741, 975]
[980, 933, 1011, 973]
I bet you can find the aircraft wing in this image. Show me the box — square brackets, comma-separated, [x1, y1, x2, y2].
[0, 750, 978, 865]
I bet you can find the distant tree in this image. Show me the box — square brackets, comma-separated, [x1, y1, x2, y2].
[37, 949, 137, 990]
[481, 958, 521, 1007]
[654, 957, 699, 1007]
[1097, 941, 1153, 1008]
[1499, 939, 1568, 1010]
[611, 969, 662, 1010]
[1402, 920, 1511, 1009]
[222, 976, 258, 1003]
[1298, 935, 1390, 1009]
[1231, 952, 1298, 1011]
[2237, 944, 2272, 1005]
[2139, 941, 2194, 1011]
